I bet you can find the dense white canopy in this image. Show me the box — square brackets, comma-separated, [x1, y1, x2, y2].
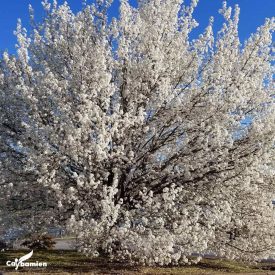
[0, 0, 274, 265]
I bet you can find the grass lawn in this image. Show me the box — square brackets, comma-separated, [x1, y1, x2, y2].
[1, 250, 275, 274]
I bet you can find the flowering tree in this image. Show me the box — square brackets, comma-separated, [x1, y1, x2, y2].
[0, 0, 275, 265]
[0, 58, 56, 236]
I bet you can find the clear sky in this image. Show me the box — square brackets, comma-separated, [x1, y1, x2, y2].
[0, 0, 274, 53]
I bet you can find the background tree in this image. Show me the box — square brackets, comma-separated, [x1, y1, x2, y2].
[0, 0, 274, 265]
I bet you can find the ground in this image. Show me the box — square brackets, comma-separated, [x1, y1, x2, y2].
[1, 250, 275, 274]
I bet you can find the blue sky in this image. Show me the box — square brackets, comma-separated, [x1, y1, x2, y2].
[0, 0, 274, 53]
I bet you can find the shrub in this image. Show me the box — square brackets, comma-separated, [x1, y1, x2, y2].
[21, 234, 56, 250]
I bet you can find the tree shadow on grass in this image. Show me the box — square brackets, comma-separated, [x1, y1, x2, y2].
[0, 252, 9, 266]
[192, 258, 262, 273]
[0, 250, 141, 274]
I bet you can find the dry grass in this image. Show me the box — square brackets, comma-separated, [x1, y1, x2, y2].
[1, 250, 275, 274]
